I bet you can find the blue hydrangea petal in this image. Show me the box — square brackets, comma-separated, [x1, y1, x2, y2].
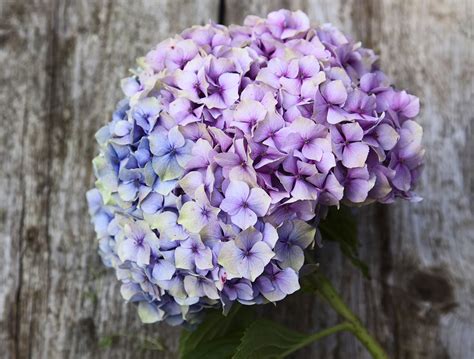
[138, 302, 165, 323]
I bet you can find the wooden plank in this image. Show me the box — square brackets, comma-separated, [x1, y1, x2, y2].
[2, 1, 472, 358]
[224, 1, 474, 358]
[0, 1, 219, 358]
[0, 1, 53, 358]
[355, 2, 474, 359]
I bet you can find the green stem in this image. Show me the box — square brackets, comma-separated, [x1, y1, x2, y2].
[307, 272, 389, 359]
[282, 322, 353, 357]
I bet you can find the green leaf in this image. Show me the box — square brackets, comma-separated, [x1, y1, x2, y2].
[317, 206, 370, 278]
[183, 335, 242, 359]
[179, 305, 254, 359]
[232, 319, 312, 359]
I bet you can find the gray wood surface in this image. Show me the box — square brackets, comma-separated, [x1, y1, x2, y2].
[1, 0, 472, 358]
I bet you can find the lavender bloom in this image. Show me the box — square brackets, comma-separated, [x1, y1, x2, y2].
[222, 279, 254, 303]
[138, 302, 165, 323]
[232, 99, 267, 134]
[307, 172, 344, 206]
[201, 221, 239, 249]
[140, 192, 165, 214]
[332, 122, 370, 168]
[177, 185, 219, 234]
[314, 80, 349, 124]
[279, 117, 330, 161]
[274, 220, 316, 271]
[86, 188, 112, 238]
[149, 250, 176, 282]
[117, 220, 158, 266]
[256, 58, 297, 89]
[185, 138, 217, 171]
[109, 119, 133, 145]
[121, 76, 142, 97]
[343, 89, 378, 123]
[152, 211, 188, 241]
[202, 71, 240, 109]
[214, 138, 257, 185]
[175, 235, 213, 271]
[220, 180, 271, 230]
[256, 263, 300, 302]
[387, 90, 420, 121]
[132, 97, 161, 133]
[339, 166, 376, 203]
[266, 9, 310, 40]
[280, 56, 325, 97]
[149, 126, 193, 181]
[87, 9, 423, 325]
[253, 112, 285, 148]
[364, 123, 399, 161]
[276, 157, 319, 202]
[169, 98, 203, 126]
[387, 120, 424, 193]
[218, 227, 274, 281]
[165, 39, 199, 70]
[174, 67, 208, 101]
[184, 275, 220, 300]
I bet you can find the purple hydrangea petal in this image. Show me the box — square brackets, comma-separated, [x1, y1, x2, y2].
[342, 142, 370, 168]
[87, 9, 423, 325]
[247, 188, 271, 217]
[152, 259, 176, 281]
[323, 80, 347, 105]
[220, 180, 250, 215]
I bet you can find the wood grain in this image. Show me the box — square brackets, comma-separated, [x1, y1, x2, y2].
[1, 0, 472, 358]
[0, 1, 219, 358]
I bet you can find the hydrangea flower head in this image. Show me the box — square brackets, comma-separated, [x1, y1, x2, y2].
[88, 9, 423, 325]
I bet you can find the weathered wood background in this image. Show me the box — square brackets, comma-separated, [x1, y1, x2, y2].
[1, 0, 472, 358]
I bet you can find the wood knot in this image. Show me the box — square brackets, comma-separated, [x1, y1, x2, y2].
[76, 317, 98, 347]
[25, 226, 40, 249]
[408, 269, 456, 312]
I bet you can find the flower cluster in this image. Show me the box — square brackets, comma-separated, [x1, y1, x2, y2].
[87, 9, 423, 325]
